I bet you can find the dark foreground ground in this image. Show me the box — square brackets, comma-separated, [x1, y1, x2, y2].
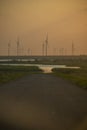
[0, 74, 87, 130]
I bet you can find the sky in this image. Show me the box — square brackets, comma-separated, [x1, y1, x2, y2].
[0, 0, 87, 55]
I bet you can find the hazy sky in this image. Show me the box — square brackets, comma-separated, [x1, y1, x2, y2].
[0, 0, 87, 55]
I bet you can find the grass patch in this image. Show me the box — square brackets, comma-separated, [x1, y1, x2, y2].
[52, 68, 87, 89]
[0, 65, 42, 84]
[0, 65, 42, 72]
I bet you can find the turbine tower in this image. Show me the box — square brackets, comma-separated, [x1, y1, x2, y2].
[45, 33, 48, 56]
[72, 41, 74, 56]
[42, 42, 44, 56]
[8, 41, 11, 57]
[17, 37, 20, 56]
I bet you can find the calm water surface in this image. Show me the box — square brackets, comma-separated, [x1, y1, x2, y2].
[0, 63, 80, 73]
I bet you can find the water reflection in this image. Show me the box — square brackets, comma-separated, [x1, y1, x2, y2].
[38, 65, 80, 73]
[0, 63, 80, 73]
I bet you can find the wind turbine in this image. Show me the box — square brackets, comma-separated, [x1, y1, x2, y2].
[42, 42, 45, 56]
[72, 41, 75, 56]
[45, 33, 48, 56]
[8, 41, 11, 57]
[17, 37, 20, 56]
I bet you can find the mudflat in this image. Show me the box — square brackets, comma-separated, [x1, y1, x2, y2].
[0, 74, 87, 130]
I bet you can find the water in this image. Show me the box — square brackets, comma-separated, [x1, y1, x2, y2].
[0, 63, 80, 73]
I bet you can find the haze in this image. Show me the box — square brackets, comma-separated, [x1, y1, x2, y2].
[0, 0, 87, 55]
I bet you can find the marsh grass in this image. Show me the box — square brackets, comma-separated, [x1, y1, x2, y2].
[0, 65, 42, 84]
[52, 68, 87, 89]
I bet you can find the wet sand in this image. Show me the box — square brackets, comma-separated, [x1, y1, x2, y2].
[0, 74, 87, 130]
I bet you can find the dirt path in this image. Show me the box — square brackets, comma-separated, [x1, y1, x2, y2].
[0, 74, 87, 130]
